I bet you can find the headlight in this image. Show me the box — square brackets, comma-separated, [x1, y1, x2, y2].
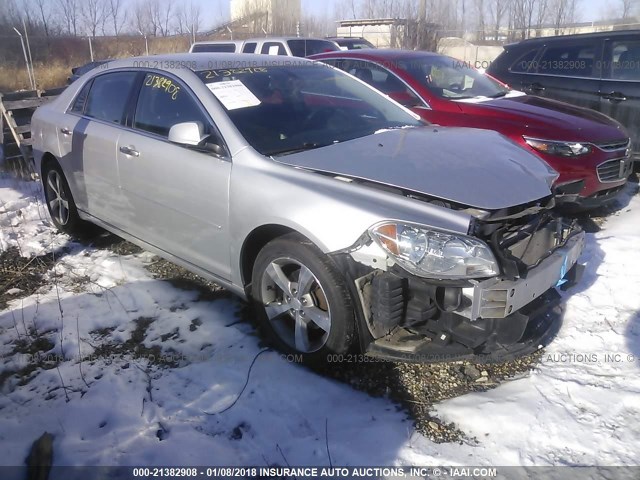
[524, 137, 592, 157]
[370, 223, 500, 279]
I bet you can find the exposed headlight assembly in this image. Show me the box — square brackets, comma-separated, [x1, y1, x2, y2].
[370, 223, 500, 279]
[524, 137, 592, 157]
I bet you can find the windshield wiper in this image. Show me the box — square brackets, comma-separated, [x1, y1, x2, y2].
[488, 91, 508, 98]
[267, 142, 329, 157]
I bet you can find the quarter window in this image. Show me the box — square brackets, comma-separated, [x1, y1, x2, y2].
[84, 72, 137, 124]
[134, 73, 209, 138]
[69, 80, 92, 114]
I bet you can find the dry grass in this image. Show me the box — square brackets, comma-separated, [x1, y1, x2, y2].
[0, 35, 197, 93]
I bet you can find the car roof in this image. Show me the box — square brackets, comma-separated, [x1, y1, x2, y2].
[100, 53, 317, 72]
[310, 48, 440, 61]
[505, 29, 640, 47]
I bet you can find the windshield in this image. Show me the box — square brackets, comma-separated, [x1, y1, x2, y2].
[197, 64, 423, 156]
[398, 56, 509, 100]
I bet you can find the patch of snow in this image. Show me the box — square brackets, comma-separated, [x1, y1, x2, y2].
[1, 175, 639, 468]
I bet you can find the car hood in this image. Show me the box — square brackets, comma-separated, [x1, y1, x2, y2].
[275, 127, 557, 211]
[456, 95, 628, 142]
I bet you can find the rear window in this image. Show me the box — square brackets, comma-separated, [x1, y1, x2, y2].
[192, 43, 236, 53]
[287, 40, 339, 57]
[84, 72, 137, 124]
[536, 42, 599, 77]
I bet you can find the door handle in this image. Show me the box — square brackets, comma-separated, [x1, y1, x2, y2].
[60, 127, 72, 135]
[119, 146, 140, 157]
[600, 91, 627, 102]
[526, 83, 545, 93]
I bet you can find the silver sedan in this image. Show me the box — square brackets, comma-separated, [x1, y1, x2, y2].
[32, 54, 584, 363]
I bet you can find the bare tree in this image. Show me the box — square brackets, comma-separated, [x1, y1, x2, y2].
[151, 0, 173, 37]
[106, 0, 126, 35]
[133, 0, 155, 35]
[57, 0, 79, 36]
[81, 0, 106, 37]
[175, 1, 202, 36]
[551, 0, 579, 35]
[487, 0, 507, 40]
[620, 0, 639, 18]
[473, 0, 487, 41]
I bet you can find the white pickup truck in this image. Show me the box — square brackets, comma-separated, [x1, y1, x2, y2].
[189, 37, 339, 57]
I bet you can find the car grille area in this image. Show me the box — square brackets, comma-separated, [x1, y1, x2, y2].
[596, 139, 630, 152]
[597, 158, 633, 182]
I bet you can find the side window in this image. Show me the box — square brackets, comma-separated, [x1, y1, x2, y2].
[349, 61, 422, 107]
[192, 44, 236, 53]
[261, 42, 286, 55]
[243, 42, 257, 53]
[69, 80, 92, 114]
[134, 73, 209, 138]
[536, 42, 598, 77]
[509, 48, 539, 73]
[84, 72, 137, 124]
[608, 40, 640, 80]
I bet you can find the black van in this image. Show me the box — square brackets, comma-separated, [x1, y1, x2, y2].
[487, 30, 640, 161]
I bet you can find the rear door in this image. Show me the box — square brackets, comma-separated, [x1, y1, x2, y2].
[600, 35, 640, 157]
[116, 71, 232, 278]
[72, 71, 138, 224]
[524, 37, 603, 111]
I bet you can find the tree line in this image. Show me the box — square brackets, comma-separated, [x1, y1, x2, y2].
[0, 0, 214, 39]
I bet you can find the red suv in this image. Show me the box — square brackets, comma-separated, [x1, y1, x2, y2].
[312, 49, 633, 209]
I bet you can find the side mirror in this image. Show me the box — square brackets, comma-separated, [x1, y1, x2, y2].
[168, 122, 226, 156]
[168, 122, 207, 146]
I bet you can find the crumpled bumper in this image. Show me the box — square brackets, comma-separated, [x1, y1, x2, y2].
[358, 229, 586, 364]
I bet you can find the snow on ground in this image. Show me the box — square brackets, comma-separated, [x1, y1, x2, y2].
[0, 172, 639, 469]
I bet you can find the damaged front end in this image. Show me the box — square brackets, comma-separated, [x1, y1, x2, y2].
[331, 199, 585, 363]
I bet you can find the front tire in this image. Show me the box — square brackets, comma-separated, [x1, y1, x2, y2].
[251, 233, 356, 363]
[42, 162, 86, 235]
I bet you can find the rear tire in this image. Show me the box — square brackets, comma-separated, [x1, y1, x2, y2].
[251, 233, 356, 364]
[42, 162, 87, 235]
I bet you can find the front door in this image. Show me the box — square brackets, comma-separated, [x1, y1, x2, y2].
[117, 72, 232, 279]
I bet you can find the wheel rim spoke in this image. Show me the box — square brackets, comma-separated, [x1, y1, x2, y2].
[296, 265, 314, 299]
[48, 175, 58, 196]
[266, 262, 293, 297]
[50, 198, 60, 211]
[265, 301, 290, 320]
[294, 313, 311, 352]
[304, 306, 331, 332]
[261, 257, 332, 353]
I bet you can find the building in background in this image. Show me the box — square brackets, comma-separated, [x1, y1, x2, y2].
[336, 18, 439, 50]
[230, 0, 301, 35]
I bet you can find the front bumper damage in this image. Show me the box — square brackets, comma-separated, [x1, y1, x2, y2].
[332, 216, 585, 363]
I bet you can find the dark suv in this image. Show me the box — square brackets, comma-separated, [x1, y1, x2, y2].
[487, 30, 640, 162]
